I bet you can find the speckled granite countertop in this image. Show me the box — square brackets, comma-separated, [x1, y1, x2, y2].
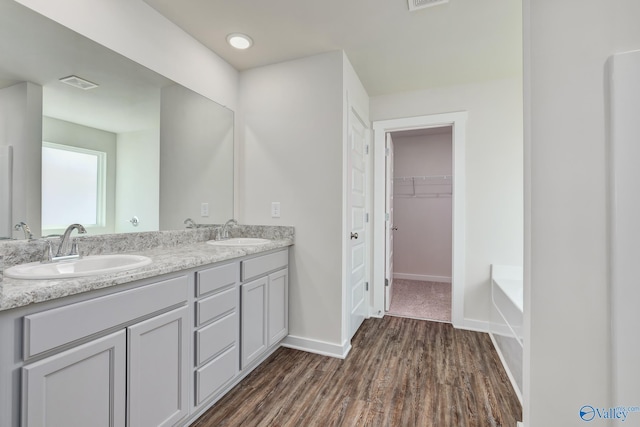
[0, 225, 293, 312]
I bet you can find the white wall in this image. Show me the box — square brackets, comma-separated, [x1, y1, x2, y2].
[159, 84, 234, 230]
[0, 82, 42, 239]
[524, 1, 640, 425]
[116, 129, 159, 233]
[371, 77, 523, 325]
[42, 117, 117, 234]
[13, 0, 238, 111]
[240, 51, 369, 353]
[239, 51, 346, 350]
[392, 131, 452, 281]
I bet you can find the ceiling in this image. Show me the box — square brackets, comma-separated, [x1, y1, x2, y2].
[0, 0, 172, 133]
[143, 0, 522, 96]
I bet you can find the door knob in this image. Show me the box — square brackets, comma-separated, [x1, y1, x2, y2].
[392, 227, 398, 231]
[350, 232, 359, 240]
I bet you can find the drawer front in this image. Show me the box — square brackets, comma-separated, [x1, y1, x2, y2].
[195, 312, 237, 366]
[195, 345, 238, 406]
[196, 262, 238, 297]
[241, 250, 288, 282]
[195, 286, 237, 326]
[24, 275, 189, 359]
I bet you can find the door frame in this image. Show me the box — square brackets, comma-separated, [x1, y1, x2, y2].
[372, 112, 467, 328]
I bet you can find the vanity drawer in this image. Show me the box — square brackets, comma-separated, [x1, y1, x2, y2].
[196, 262, 238, 297]
[196, 286, 237, 327]
[241, 250, 288, 282]
[195, 345, 238, 406]
[195, 312, 237, 366]
[24, 275, 189, 359]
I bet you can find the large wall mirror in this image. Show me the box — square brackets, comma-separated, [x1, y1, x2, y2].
[0, 0, 234, 240]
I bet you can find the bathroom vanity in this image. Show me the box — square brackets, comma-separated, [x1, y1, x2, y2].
[0, 229, 293, 427]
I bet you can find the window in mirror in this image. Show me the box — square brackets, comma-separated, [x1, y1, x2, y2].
[42, 142, 106, 231]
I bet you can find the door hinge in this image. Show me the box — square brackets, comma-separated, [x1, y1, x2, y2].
[385, 147, 390, 156]
[364, 212, 369, 223]
[365, 282, 369, 291]
[385, 278, 389, 287]
[365, 144, 369, 155]
[385, 212, 390, 221]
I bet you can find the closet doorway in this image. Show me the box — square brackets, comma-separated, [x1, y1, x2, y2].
[386, 127, 453, 322]
[372, 111, 466, 328]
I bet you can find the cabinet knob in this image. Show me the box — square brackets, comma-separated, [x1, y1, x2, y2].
[350, 232, 359, 240]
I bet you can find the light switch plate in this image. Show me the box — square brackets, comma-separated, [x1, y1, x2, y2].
[271, 202, 281, 218]
[200, 202, 209, 217]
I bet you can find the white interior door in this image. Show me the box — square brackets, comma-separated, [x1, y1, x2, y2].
[384, 133, 395, 311]
[348, 109, 368, 339]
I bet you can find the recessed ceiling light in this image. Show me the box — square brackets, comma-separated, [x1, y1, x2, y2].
[226, 33, 253, 50]
[59, 75, 99, 90]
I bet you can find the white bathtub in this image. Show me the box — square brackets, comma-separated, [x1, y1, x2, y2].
[490, 264, 523, 403]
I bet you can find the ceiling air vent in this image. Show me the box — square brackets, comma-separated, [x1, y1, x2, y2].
[59, 75, 99, 90]
[407, 0, 449, 12]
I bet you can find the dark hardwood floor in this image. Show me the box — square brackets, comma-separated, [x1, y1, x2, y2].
[191, 316, 522, 427]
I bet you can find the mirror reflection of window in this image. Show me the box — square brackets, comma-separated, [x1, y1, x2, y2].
[41, 142, 106, 231]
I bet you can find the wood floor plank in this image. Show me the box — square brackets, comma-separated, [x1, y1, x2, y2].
[190, 317, 522, 427]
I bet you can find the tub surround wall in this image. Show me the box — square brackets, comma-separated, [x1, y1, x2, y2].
[490, 264, 523, 403]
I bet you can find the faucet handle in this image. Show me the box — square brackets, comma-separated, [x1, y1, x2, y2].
[42, 240, 53, 263]
[70, 241, 80, 257]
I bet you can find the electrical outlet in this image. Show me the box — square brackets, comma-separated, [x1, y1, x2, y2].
[271, 202, 281, 218]
[200, 202, 209, 217]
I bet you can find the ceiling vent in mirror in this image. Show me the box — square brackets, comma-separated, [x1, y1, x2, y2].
[407, 0, 449, 11]
[59, 75, 99, 90]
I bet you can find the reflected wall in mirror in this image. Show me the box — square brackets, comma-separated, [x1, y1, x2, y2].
[0, 0, 234, 239]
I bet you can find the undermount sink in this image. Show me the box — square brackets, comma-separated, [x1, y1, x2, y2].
[206, 238, 271, 247]
[4, 254, 152, 280]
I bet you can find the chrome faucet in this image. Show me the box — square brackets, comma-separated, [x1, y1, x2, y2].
[54, 223, 87, 260]
[184, 218, 197, 229]
[220, 219, 238, 240]
[14, 222, 33, 240]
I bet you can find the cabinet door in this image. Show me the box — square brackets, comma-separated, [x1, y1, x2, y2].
[268, 269, 288, 346]
[241, 277, 268, 369]
[22, 330, 126, 427]
[128, 306, 189, 427]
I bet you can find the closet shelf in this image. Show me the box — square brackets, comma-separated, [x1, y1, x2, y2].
[393, 175, 452, 198]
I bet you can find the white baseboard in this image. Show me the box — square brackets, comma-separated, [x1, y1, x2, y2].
[281, 335, 351, 359]
[517, 422, 524, 427]
[393, 272, 452, 283]
[455, 318, 490, 333]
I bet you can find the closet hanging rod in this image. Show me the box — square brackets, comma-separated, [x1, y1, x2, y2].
[395, 174, 452, 181]
[395, 193, 452, 198]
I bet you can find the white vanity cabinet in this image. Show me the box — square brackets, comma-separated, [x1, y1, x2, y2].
[20, 275, 190, 427]
[193, 262, 240, 409]
[0, 245, 291, 427]
[128, 306, 189, 427]
[22, 330, 127, 427]
[240, 250, 289, 369]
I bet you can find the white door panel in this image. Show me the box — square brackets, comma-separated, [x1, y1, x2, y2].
[385, 133, 395, 311]
[348, 109, 368, 339]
